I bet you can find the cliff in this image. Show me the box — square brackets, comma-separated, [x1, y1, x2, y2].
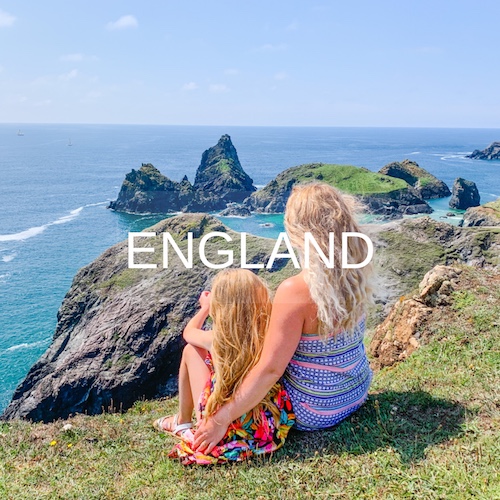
[461, 198, 500, 227]
[378, 159, 451, 199]
[467, 141, 500, 160]
[109, 135, 256, 213]
[244, 163, 432, 218]
[1, 214, 295, 423]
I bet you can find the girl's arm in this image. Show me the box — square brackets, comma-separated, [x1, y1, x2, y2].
[192, 277, 308, 453]
[183, 291, 213, 352]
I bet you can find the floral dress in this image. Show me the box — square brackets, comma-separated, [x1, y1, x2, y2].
[168, 355, 295, 465]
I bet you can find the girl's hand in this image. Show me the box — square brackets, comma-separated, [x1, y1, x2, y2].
[193, 414, 229, 454]
[199, 291, 211, 311]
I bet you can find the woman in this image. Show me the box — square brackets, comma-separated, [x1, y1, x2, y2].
[192, 182, 374, 454]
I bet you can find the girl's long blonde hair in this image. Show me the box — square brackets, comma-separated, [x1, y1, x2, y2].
[204, 269, 281, 423]
[284, 182, 374, 337]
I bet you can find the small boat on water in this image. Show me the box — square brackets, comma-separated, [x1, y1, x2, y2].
[68, 138, 72, 146]
[17, 129, 24, 136]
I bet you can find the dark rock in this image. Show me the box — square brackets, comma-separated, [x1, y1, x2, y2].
[194, 134, 256, 203]
[109, 136, 256, 214]
[108, 164, 183, 213]
[0, 215, 295, 423]
[467, 142, 500, 160]
[449, 178, 480, 210]
[378, 159, 451, 199]
[219, 203, 252, 217]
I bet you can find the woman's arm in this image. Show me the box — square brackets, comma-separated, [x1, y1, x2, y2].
[183, 291, 213, 351]
[192, 276, 309, 453]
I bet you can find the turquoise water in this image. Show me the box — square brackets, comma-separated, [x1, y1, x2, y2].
[1, 125, 499, 412]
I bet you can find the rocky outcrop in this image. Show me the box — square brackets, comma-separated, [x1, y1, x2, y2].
[460, 199, 500, 227]
[449, 178, 480, 210]
[370, 266, 461, 368]
[467, 141, 500, 160]
[109, 135, 256, 214]
[219, 203, 252, 217]
[1, 214, 294, 423]
[244, 163, 432, 218]
[193, 134, 255, 204]
[378, 159, 451, 199]
[108, 164, 185, 213]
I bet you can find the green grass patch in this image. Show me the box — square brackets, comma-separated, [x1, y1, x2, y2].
[288, 163, 409, 195]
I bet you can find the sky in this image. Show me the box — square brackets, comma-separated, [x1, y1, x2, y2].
[0, 1, 499, 127]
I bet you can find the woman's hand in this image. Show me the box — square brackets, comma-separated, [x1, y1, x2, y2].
[193, 413, 230, 454]
[199, 291, 211, 311]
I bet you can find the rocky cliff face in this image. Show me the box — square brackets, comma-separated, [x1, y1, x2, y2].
[109, 136, 256, 214]
[244, 163, 432, 218]
[449, 178, 480, 210]
[1, 214, 295, 423]
[467, 141, 500, 160]
[461, 199, 500, 227]
[378, 159, 451, 199]
[370, 265, 499, 369]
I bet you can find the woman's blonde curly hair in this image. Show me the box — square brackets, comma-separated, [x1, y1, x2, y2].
[284, 182, 374, 337]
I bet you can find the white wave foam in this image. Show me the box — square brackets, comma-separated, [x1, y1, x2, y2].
[407, 151, 421, 155]
[2, 253, 16, 263]
[0, 273, 10, 282]
[0, 201, 107, 242]
[0, 225, 47, 242]
[51, 206, 83, 225]
[4, 338, 50, 353]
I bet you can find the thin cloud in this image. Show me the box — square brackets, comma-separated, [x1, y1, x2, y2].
[34, 99, 52, 107]
[60, 53, 99, 62]
[59, 69, 78, 81]
[224, 69, 239, 75]
[209, 84, 229, 93]
[258, 43, 287, 52]
[0, 9, 16, 27]
[274, 71, 288, 81]
[182, 82, 198, 91]
[106, 15, 138, 31]
[286, 21, 298, 31]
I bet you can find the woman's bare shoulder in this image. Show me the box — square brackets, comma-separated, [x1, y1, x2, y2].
[275, 273, 312, 304]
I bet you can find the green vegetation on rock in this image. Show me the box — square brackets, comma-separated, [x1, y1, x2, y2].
[275, 163, 408, 195]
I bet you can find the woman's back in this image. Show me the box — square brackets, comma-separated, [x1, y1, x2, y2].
[283, 316, 372, 431]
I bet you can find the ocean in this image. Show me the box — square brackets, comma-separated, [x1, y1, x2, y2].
[1, 124, 499, 413]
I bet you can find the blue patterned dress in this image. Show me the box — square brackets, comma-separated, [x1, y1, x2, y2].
[283, 316, 372, 431]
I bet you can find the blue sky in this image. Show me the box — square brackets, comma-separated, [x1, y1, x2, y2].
[0, 1, 499, 127]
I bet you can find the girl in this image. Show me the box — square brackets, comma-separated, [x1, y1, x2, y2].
[153, 269, 295, 465]
[193, 182, 374, 452]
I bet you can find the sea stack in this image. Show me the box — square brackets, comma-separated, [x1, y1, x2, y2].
[108, 135, 256, 213]
[194, 134, 256, 203]
[449, 178, 480, 210]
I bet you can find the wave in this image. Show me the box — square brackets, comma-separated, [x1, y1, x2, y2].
[0, 201, 107, 242]
[407, 151, 421, 155]
[3, 338, 50, 353]
[1, 253, 16, 263]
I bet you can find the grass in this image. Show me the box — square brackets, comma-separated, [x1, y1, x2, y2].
[272, 163, 409, 196]
[1, 268, 498, 499]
